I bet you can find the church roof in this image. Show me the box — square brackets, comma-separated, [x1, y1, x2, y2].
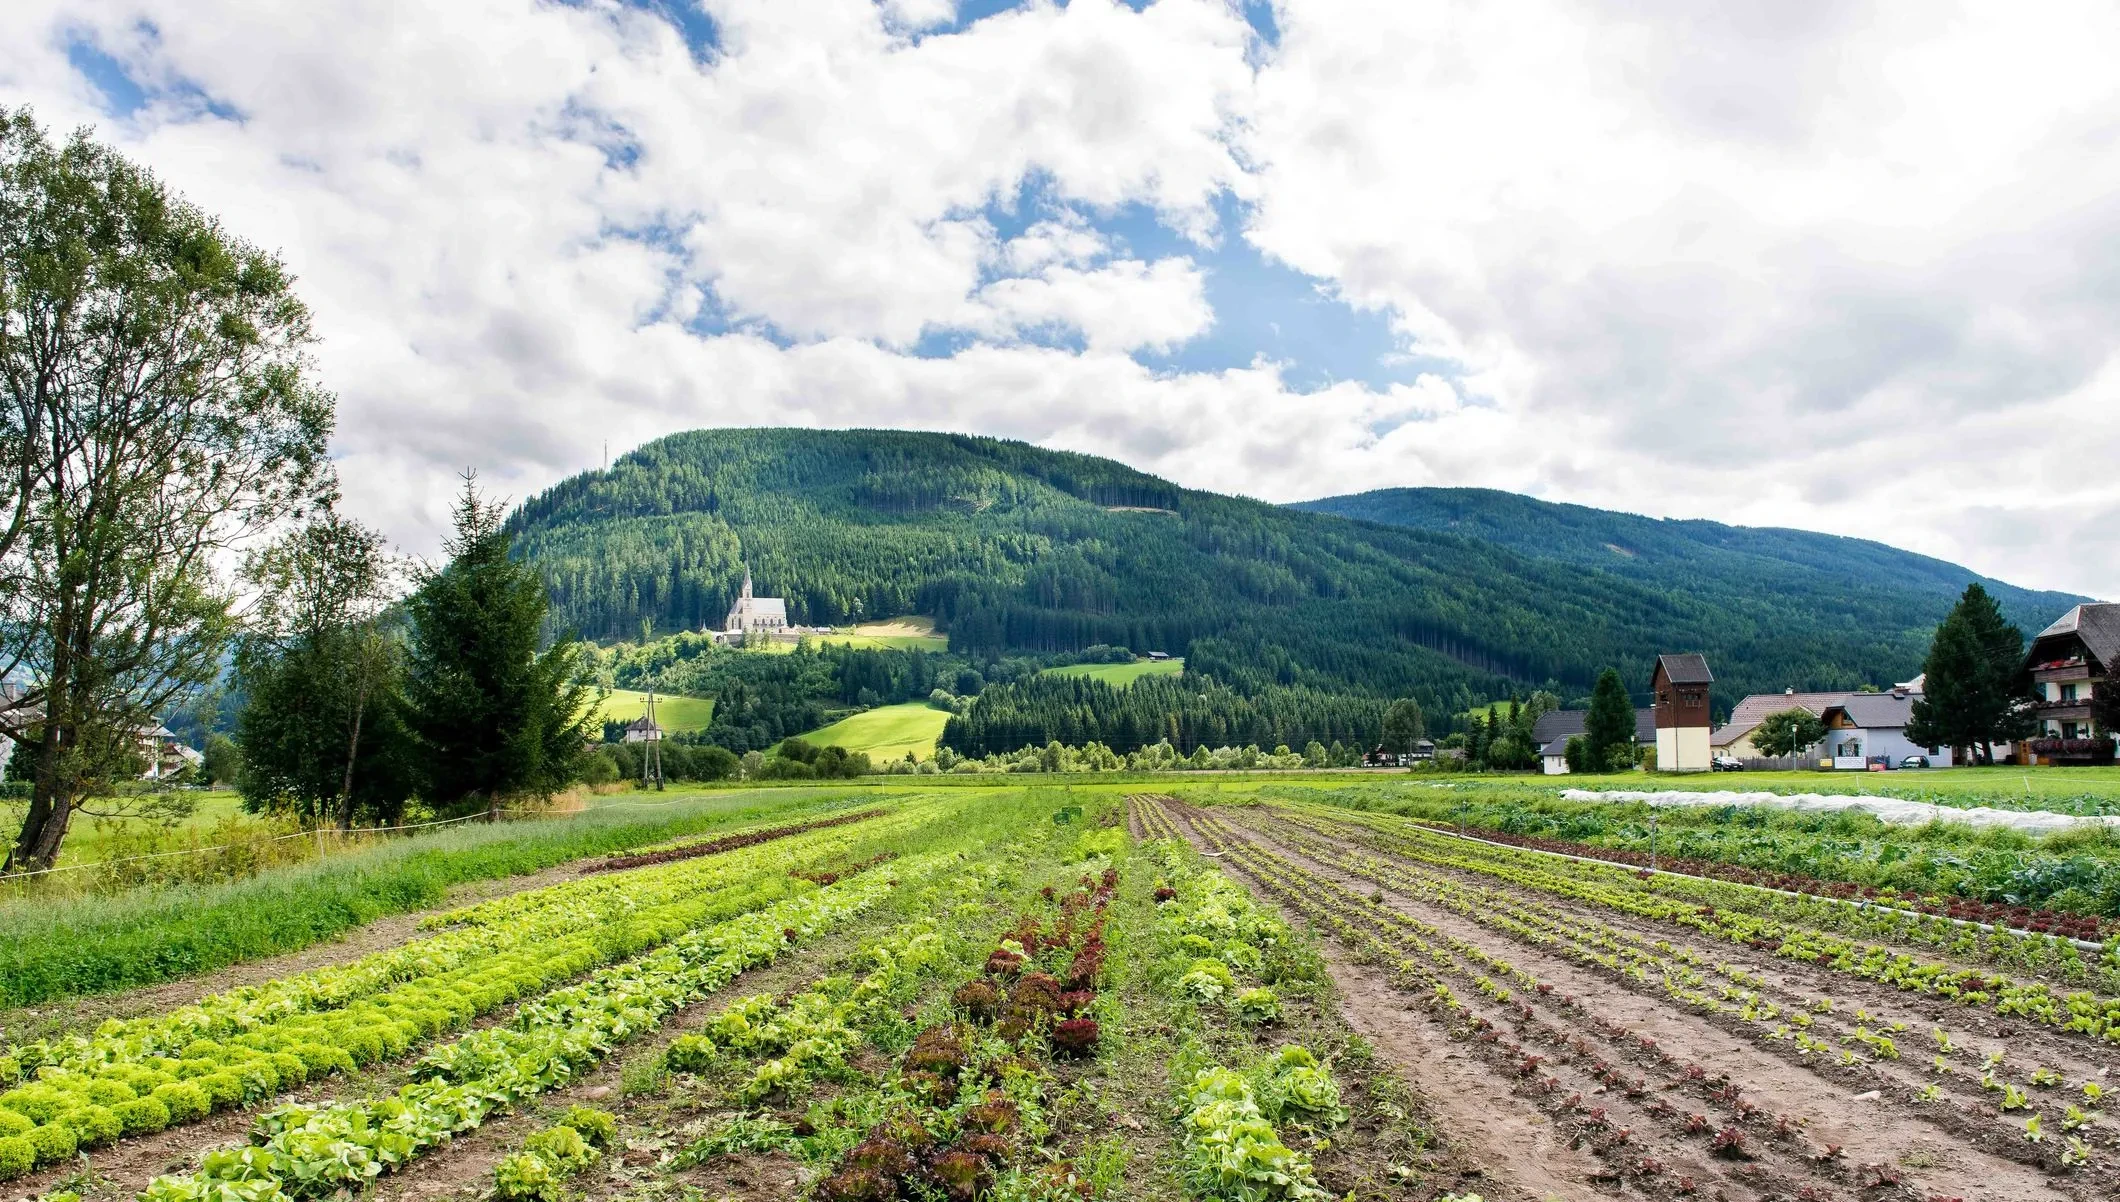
[731, 596, 788, 620]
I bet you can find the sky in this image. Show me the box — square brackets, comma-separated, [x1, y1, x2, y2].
[5, 0, 2119, 598]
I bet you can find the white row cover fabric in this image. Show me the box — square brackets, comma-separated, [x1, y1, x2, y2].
[1558, 789, 2120, 835]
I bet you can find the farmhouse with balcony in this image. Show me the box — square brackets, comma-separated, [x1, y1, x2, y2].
[2020, 602, 2118, 764]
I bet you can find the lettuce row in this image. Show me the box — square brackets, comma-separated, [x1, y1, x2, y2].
[136, 855, 939, 1202]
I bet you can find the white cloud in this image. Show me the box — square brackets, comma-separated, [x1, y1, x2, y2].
[1, 0, 2117, 600]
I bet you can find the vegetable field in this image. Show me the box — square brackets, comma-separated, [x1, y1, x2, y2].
[8, 777, 2115, 1202]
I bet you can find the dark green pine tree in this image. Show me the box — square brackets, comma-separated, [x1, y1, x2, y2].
[1906, 584, 2034, 764]
[1584, 667, 1636, 773]
[405, 474, 595, 813]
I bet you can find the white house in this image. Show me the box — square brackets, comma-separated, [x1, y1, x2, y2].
[1533, 707, 1657, 774]
[1817, 689, 1953, 769]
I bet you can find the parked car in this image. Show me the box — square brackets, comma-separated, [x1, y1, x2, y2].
[1899, 755, 1931, 769]
[1711, 755, 1744, 771]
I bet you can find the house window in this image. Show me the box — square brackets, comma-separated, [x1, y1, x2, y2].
[2061, 683, 2079, 702]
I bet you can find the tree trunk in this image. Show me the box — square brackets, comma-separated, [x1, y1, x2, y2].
[337, 677, 368, 832]
[10, 602, 79, 872]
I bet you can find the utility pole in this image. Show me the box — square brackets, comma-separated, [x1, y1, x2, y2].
[649, 689, 664, 791]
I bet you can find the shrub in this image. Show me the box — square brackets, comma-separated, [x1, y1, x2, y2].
[0, 1111, 28, 1138]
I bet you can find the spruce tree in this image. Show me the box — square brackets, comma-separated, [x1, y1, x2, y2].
[1584, 668, 1636, 773]
[1906, 584, 2033, 763]
[404, 474, 594, 813]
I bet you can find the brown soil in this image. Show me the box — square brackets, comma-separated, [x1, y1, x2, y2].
[1153, 796, 2089, 1202]
[1263, 807, 2120, 1154]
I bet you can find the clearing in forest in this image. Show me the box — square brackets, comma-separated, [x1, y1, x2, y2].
[800, 702, 954, 761]
[1044, 657, 1186, 686]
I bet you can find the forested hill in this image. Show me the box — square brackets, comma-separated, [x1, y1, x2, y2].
[1289, 488, 2083, 647]
[507, 428, 2065, 712]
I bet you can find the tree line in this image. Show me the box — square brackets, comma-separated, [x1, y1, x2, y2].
[0, 111, 593, 867]
[938, 672, 1390, 757]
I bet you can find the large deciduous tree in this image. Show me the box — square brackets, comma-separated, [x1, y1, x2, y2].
[404, 474, 593, 815]
[1380, 697, 1426, 753]
[1583, 668, 1636, 773]
[1, 110, 334, 869]
[1905, 584, 2034, 764]
[1751, 708, 1827, 762]
[234, 515, 414, 829]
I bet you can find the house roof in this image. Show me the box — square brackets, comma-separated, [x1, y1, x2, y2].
[1711, 690, 1855, 746]
[1823, 691, 1918, 731]
[625, 716, 663, 731]
[1654, 653, 1714, 686]
[1530, 707, 1657, 747]
[2031, 603, 2120, 672]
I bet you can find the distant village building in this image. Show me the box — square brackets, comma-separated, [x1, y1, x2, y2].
[622, 715, 664, 744]
[1818, 688, 1949, 768]
[1532, 707, 1656, 775]
[2021, 602, 2119, 764]
[1711, 688, 1850, 762]
[137, 725, 202, 780]
[721, 565, 789, 637]
[1712, 679, 1947, 769]
[1364, 740, 1435, 768]
[1651, 653, 1714, 772]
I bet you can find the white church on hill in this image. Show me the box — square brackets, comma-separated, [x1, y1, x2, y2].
[720, 565, 788, 637]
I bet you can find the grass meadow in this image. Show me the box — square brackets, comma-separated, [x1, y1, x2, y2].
[591, 688, 716, 732]
[1042, 656, 1185, 685]
[798, 701, 953, 762]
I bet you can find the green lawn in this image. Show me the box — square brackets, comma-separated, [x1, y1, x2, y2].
[593, 689, 715, 732]
[810, 617, 951, 652]
[1043, 658, 1184, 686]
[799, 702, 954, 762]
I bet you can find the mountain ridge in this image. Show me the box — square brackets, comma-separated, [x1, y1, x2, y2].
[507, 427, 2078, 711]
[1288, 486, 2085, 645]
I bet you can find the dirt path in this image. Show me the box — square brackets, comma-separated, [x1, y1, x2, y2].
[1150, 796, 2086, 1202]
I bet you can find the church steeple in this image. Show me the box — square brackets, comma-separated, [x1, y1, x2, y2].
[740, 562, 753, 601]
